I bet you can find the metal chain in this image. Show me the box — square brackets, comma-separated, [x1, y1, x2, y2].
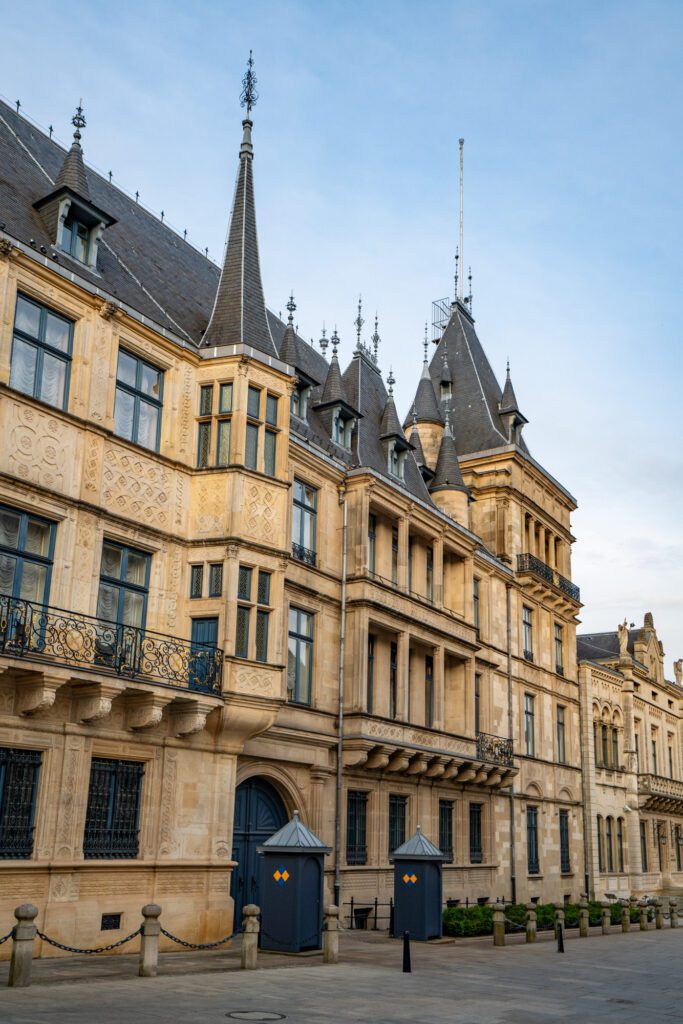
[259, 925, 323, 950]
[0, 927, 15, 945]
[159, 925, 241, 950]
[36, 927, 141, 954]
[503, 917, 526, 932]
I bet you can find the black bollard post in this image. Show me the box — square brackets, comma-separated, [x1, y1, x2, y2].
[402, 930, 412, 973]
[557, 922, 564, 954]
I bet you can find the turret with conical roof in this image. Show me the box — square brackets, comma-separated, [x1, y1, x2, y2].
[429, 411, 469, 526]
[314, 331, 360, 448]
[498, 362, 528, 444]
[404, 328, 444, 471]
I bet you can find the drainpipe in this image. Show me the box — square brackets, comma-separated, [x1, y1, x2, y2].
[506, 583, 516, 904]
[579, 664, 591, 898]
[333, 483, 348, 909]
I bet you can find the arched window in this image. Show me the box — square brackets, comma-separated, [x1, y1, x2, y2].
[611, 727, 619, 769]
[606, 817, 615, 872]
[597, 815, 605, 872]
[594, 721, 601, 766]
[617, 817, 625, 873]
[601, 724, 609, 767]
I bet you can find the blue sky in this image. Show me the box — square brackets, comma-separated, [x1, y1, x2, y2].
[3, 0, 681, 664]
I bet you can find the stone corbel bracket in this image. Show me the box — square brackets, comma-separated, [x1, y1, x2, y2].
[74, 682, 126, 724]
[15, 672, 69, 717]
[171, 698, 217, 738]
[125, 693, 173, 731]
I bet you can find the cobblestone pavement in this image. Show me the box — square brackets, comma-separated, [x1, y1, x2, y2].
[1, 926, 681, 1023]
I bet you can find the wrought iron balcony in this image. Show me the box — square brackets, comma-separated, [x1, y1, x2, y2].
[0, 594, 223, 694]
[516, 553, 580, 603]
[477, 731, 514, 768]
[292, 543, 316, 567]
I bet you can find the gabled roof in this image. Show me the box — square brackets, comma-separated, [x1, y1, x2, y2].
[389, 825, 445, 861]
[256, 810, 331, 853]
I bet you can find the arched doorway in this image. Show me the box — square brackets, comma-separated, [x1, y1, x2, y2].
[231, 777, 288, 926]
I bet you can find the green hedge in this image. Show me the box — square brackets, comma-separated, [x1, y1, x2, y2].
[442, 901, 644, 937]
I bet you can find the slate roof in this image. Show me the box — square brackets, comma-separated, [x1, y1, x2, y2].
[576, 631, 638, 662]
[430, 415, 468, 493]
[317, 351, 353, 409]
[429, 301, 529, 457]
[404, 360, 443, 427]
[379, 394, 406, 440]
[500, 365, 522, 415]
[390, 825, 445, 861]
[54, 131, 91, 199]
[256, 810, 331, 852]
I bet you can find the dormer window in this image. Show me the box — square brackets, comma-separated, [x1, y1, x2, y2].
[332, 408, 353, 448]
[388, 441, 407, 480]
[61, 214, 90, 263]
[440, 380, 452, 400]
[291, 382, 310, 419]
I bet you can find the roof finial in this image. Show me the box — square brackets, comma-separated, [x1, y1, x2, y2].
[319, 324, 328, 357]
[454, 246, 459, 303]
[371, 314, 380, 362]
[286, 292, 296, 325]
[72, 101, 86, 143]
[458, 138, 464, 301]
[240, 50, 258, 117]
[331, 327, 339, 358]
[506, 359, 510, 378]
[354, 295, 364, 350]
[387, 366, 395, 397]
[423, 322, 429, 362]
[468, 266, 473, 311]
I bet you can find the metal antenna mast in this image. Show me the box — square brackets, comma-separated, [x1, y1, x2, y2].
[458, 138, 464, 301]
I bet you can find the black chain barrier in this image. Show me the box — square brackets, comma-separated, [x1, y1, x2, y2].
[159, 925, 242, 950]
[0, 927, 15, 945]
[259, 925, 323, 950]
[36, 927, 141, 954]
[503, 917, 526, 933]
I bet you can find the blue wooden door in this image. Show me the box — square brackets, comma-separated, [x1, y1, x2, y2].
[231, 778, 287, 929]
[190, 617, 219, 691]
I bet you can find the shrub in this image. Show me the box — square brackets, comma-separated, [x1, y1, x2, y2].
[442, 900, 608, 937]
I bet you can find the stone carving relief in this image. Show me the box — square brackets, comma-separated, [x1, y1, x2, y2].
[159, 750, 179, 857]
[6, 407, 69, 494]
[55, 740, 84, 858]
[245, 483, 276, 544]
[178, 364, 194, 459]
[49, 873, 80, 902]
[232, 666, 277, 698]
[618, 619, 629, 656]
[83, 434, 102, 493]
[102, 447, 171, 527]
[195, 479, 223, 536]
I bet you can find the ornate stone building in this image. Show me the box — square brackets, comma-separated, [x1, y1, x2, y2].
[579, 615, 683, 899]
[0, 76, 591, 957]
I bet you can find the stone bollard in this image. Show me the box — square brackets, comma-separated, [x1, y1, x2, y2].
[670, 898, 678, 928]
[525, 903, 537, 943]
[492, 905, 506, 947]
[579, 897, 589, 938]
[138, 903, 162, 978]
[621, 901, 630, 933]
[601, 902, 611, 935]
[241, 904, 259, 970]
[655, 899, 663, 930]
[322, 905, 340, 965]
[8, 904, 38, 988]
[554, 903, 565, 940]
[638, 901, 648, 931]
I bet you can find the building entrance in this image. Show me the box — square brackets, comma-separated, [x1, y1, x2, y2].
[231, 777, 288, 927]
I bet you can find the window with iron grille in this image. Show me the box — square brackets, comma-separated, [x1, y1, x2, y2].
[190, 564, 203, 599]
[96, 542, 150, 635]
[288, 607, 313, 704]
[524, 693, 535, 757]
[425, 655, 434, 728]
[556, 705, 566, 764]
[199, 384, 213, 416]
[522, 606, 533, 661]
[0, 504, 56, 606]
[10, 294, 73, 412]
[292, 479, 317, 565]
[388, 794, 407, 854]
[346, 791, 367, 865]
[389, 641, 398, 719]
[83, 758, 143, 859]
[439, 799, 454, 863]
[559, 809, 570, 873]
[255, 610, 269, 663]
[0, 747, 41, 859]
[219, 382, 233, 414]
[640, 820, 648, 871]
[367, 634, 375, 713]
[114, 349, 163, 452]
[197, 421, 212, 468]
[527, 805, 540, 874]
[235, 567, 271, 661]
[469, 803, 483, 864]
[208, 563, 223, 598]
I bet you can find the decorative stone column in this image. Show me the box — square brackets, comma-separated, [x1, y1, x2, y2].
[655, 898, 663, 929]
[323, 905, 340, 964]
[8, 904, 38, 988]
[638, 901, 648, 931]
[526, 903, 537, 943]
[138, 903, 162, 978]
[241, 904, 260, 970]
[621, 901, 630, 933]
[669, 898, 678, 928]
[492, 905, 505, 947]
[601, 902, 611, 935]
[579, 897, 589, 938]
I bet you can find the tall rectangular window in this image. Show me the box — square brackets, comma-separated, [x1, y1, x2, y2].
[554, 622, 564, 675]
[527, 806, 540, 874]
[367, 634, 375, 713]
[216, 382, 233, 466]
[235, 566, 271, 662]
[425, 655, 434, 728]
[473, 577, 480, 634]
[247, 385, 261, 419]
[208, 562, 223, 598]
[265, 394, 278, 426]
[426, 547, 434, 602]
[669, 743, 674, 779]
[652, 736, 658, 775]
[197, 384, 213, 468]
[245, 423, 259, 470]
[635, 732, 640, 772]
[612, 728, 619, 769]
[408, 539, 413, 592]
[474, 673, 481, 735]
[606, 817, 614, 872]
[676, 826, 682, 872]
[640, 820, 648, 871]
[522, 606, 533, 661]
[83, 757, 143, 859]
[524, 693, 535, 757]
[439, 799, 454, 863]
[288, 607, 313, 704]
[617, 817, 625, 873]
[601, 724, 609, 767]
[368, 514, 376, 574]
[391, 528, 399, 585]
[292, 480, 317, 565]
[10, 294, 73, 410]
[0, 747, 41, 859]
[97, 542, 150, 632]
[559, 809, 570, 873]
[264, 429, 277, 477]
[189, 564, 203, 599]
[0, 505, 55, 606]
[597, 816, 605, 872]
[389, 641, 398, 719]
[114, 349, 163, 452]
[388, 794, 407, 854]
[469, 803, 483, 864]
[346, 791, 367, 865]
[556, 705, 566, 764]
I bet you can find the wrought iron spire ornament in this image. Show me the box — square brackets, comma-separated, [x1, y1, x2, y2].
[454, 247, 459, 302]
[319, 324, 328, 357]
[423, 322, 429, 361]
[331, 328, 339, 358]
[286, 292, 296, 325]
[467, 267, 473, 311]
[387, 367, 395, 397]
[354, 296, 364, 350]
[72, 101, 86, 142]
[371, 315, 380, 362]
[240, 51, 258, 117]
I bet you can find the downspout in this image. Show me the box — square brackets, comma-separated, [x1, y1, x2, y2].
[579, 664, 591, 898]
[333, 482, 348, 909]
[506, 583, 516, 904]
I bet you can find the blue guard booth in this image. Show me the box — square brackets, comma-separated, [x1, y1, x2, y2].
[256, 809, 331, 953]
[391, 825, 446, 941]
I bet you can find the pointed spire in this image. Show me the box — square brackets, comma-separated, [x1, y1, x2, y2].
[371, 315, 380, 363]
[380, 370, 407, 441]
[317, 329, 350, 408]
[319, 324, 328, 358]
[54, 102, 91, 199]
[387, 366, 395, 397]
[404, 329, 443, 427]
[202, 53, 276, 356]
[408, 414, 427, 468]
[354, 296, 364, 350]
[430, 411, 468, 493]
[279, 293, 298, 366]
[500, 361, 522, 414]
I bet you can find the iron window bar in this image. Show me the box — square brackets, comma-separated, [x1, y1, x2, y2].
[291, 543, 316, 567]
[0, 747, 41, 859]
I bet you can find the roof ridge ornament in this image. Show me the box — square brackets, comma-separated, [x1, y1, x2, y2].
[71, 100, 86, 143]
[371, 314, 380, 363]
[387, 366, 395, 398]
[240, 50, 258, 118]
[354, 295, 364, 350]
[331, 327, 339, 358]
[423, 322, 429, 362]
[319, 324, 328, 357]
[286, 292, 296, 325]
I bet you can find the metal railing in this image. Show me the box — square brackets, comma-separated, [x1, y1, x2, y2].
[0, 594, 223, 694]
[516, 553, 580, 603]
[292, 543, 316, 567]
[477, 731, 514, 768]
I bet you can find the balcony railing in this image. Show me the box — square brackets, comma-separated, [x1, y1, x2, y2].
[638, 774, 683, 801]
[292, 543, 316, 567]
[477, 731, 514, 768]
[516, 553, 580, 603]
[0, 594, 223, 694]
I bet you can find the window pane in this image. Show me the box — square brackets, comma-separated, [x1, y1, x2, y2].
[10, 337, 38, 396]
[216, 419, 231, 466]
[19, 561, 47, 603]
[197, 421, 211, 468]
[208, 563, 223, 597]
[235, 606, 250, 658]
[238, 566, 252, 602]
[0, 553, 17, 595]
[300, 610, 313, 638]
[255, 610, 269, 663]
[117, 350, 138, 387]
[247, 386, 261, 419]
[264, 429, 276, 477]
[257, 570, 270, 606]
[137, 400, 159, 450]
[190, 564, 203, 598]
[97, 582, 119, 622]
[199, 384, 213, 416]
[266, 394, 278, 425]
[114, 387, 135, 440]
[297, 640, 311, 702]
[288, 607, 298, 634]
[15, 296, 41, 338]
[101, 544, 123, 580]
[24, 519, 51, 557]
[61, 221, 73, 255]
[139, 362, 162, 399]
[44, 312, 71, 352]
[72, 222, 88, 262]
[125, 551, 148, 586]
[287, 636, 298, 695]
[219, 383, 233, 413]
[122, 589, 145, 628]
[245, 423, 258, 470]
[39, 351, 67, 408]
[0, 510, 21, 549]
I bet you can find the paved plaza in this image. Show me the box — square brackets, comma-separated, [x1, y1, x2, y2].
[1, 927, 682, 1023]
